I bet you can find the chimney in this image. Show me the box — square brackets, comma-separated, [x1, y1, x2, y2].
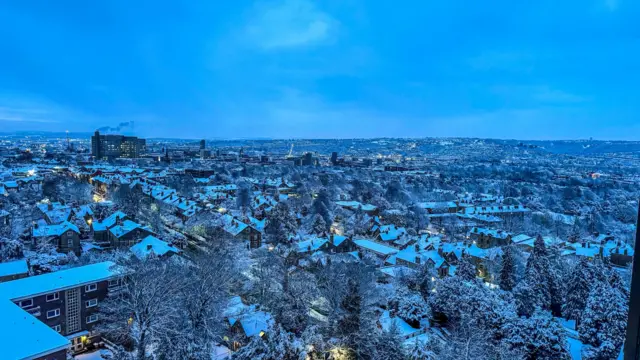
[625, 248, 628, 255]
[416, 256, 421, 264]
[34, 223, 39, 229]
[438, 247, 443, 256]
[147, 244, 153, 251]
[599, 246, 604, 257]
[47, 203, 53, 211]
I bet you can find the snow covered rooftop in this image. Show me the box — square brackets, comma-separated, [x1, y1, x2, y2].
[0, 299, 69, 360]
[354, 239, 399, 256]
[32, 221, 79, 238]
[0, 259, 28, 278]
[109, 220, 142, 238]
[130, 235, 181, 259]
[0, 261, 118, 301]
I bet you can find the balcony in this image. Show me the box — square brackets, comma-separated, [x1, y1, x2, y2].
[25, 306, 41, 317]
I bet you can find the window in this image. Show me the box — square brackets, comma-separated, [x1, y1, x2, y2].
[86, 314, 98, 324]
[108, 279, 119, 287]
[46, 292, 59, 302]
[53, 324, 61, 332]
[19, 299, 33, 308]
[86, 299, 98, 308]
[85, 283, 98, 292]
[47, 309, 61, 319]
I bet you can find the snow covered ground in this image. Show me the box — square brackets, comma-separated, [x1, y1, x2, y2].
[74, 349, 112, 360]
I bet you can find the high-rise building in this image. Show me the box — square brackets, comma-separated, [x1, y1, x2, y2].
[330, 152, 338, 165]
[624, 201, 640, 360]
[91, 131, 146, 160]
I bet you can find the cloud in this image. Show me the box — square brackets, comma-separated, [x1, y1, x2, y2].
[244, 0, 337, 50]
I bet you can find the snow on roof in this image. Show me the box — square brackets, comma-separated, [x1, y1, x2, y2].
[0, 185, 7, 196]
[380, 266, 416, 278]
[419, 201, 457, 209]
[73, 205, 94, 218]
[0, 299, 69, 359]
[0, 259, 28, 278]
[469, 227, 510, 239]
[296, 237, 329, 253]
[336, 200, 378, 212]
[223, 296, 272, 337]
[354, 239, 399, 256]
[512, 234, 533, 243]
[333, 235, 347, 246]
[206, 184, 237, 192]
[36, 201, 66, 214]
[464, 205, 530, 215]
[130, 235, 181, 259]
[44, 207, 72, 224]
[109, 220, 142, 238]
[380, 310, 420, 338]
[0, 209, 9, 217]
[93, 211, 128, 231]
[0, 261, 118, 301]
[378, 224, 408, 242]
[222, 215, 249, 236]
[32, 221, 79, 238]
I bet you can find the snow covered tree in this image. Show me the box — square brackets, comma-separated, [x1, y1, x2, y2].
[579, 282, 628, 359]
[504, 308, 571, 360]
[563, 258, 591, 325]
[499, 245, 517, 291]
[98, 259, 182, 360]
[390, 288, 430, 327]
[375, 322, 407, 360]
[456, 254, 477, 281]
[232, 323, 302, 360]
[311, 213, 328, 235]
[0, 236, 24, 261]
[236, 185, 251, 213]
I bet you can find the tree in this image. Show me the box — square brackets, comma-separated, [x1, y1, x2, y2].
[336, 278, 379, 359]
[311, 214, 327, 235]
[499, 245, 517, 291]
[579, 283, 628, 359]
[504, 308, 571, 360]
[232, 323, 301, 360]
[375, 322, 407, 360]
[236, 185, 251, 213]
[98, 259, 181, 360]
[390, 289, 430, 327]
[0, 236, 24, 261]
[563, 258, 591, 325]
[456, 255, 477, 281]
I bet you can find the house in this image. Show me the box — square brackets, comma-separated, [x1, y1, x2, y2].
[419, 201, 459, 214]
[32, 221, 81, 255]
[335, 200, 379, 215]
[327, 234, 354, 253]
[108, 219, 151, 248]
[37, 201, 72, 225]
[0, 259, 29, 283]
[222, 215, 262, 248]
[130, 235, 181, 260]
[223, 296, 272, 350]
[353, 239, 399, 259]
[0, 262, 120, 356]
[295, 237, 330, 254]
[375, 224, 408, 243]
[92, 211, 129, 246]
[468, 227, 512, 248]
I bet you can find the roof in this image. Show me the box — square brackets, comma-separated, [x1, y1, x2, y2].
[354, 239, 399, 256]
[0, 260, 28, 278]
[469, 227, 510, 240]
[130, 236, 181, 259]
[92, 211, 127, 231]
[32, 221, 79, 238]
[336, 200, 378, 212]
[379, 310, 421, 338]
[378, 225, 408, 242]
[109, 220, 142, 239]
[0, 261, 117, 301]
[0, 300, 69, 360]
[222, 215, 249, 236]
[296, 238, 329, 253]
[223, 296, 272, 337]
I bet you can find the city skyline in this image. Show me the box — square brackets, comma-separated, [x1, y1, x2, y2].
[1, 0, 639, 139]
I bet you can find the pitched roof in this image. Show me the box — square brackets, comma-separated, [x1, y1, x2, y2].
[130, 235, 181, 259]
[32, 221, 79, 238]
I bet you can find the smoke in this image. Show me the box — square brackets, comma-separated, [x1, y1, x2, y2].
[96, 121, 135, 133]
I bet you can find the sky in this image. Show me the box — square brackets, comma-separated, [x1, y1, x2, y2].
[0, 0, 639, 140]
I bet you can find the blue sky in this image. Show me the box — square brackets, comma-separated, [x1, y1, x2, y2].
[1, 0, 639, 139]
